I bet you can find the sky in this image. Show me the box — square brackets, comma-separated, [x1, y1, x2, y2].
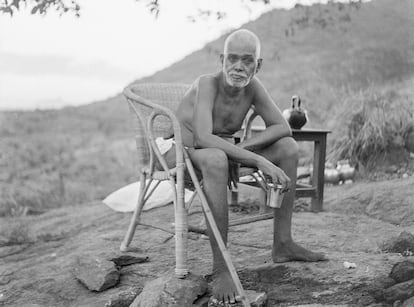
[0, 0, 344, 110]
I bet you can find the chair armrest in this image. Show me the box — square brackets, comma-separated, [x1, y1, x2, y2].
[124, 85, 186, 176]
[147, 110, 181, 174]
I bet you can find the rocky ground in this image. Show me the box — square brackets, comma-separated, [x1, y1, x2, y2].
[1, 177, 414, 307]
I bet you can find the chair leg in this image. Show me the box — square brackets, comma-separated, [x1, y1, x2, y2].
[230, 187, 239, 206]
[170, 175, 189, 278]
[120, 172, 147, 252]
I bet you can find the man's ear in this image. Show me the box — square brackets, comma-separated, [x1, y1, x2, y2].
[220, 54, 224, 64]
[256, 58, 263, 73]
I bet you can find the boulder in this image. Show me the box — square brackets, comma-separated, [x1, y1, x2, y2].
[390, 261, 414, 283]
[72, 255, 120, 292]
[104, 287, 142, 307]
[401, 296, 414, 307]
[381, 231, 414, 254]
[383, 279, 414, 303]
[369, 276, 396, 302]
[245, 290, 267, 307]
[129, 273, 208, 307]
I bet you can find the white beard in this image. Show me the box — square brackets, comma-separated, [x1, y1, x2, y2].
[224, 72, 252, 88]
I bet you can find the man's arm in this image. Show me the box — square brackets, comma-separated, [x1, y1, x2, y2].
[238, 77, 291, 151]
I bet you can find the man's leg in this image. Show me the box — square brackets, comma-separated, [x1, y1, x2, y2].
[255, 136, 326, 262]
[187, 147, 239, 304]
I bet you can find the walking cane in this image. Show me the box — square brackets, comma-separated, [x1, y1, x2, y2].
[183, 149, 250, 307]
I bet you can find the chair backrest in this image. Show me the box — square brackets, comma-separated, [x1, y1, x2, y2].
[124, 83, 190, 167]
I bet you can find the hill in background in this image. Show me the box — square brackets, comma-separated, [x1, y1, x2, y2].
[140, 0, 414, 125]
[1, 0, 413, 216]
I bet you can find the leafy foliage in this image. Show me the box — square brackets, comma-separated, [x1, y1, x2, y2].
[0, 0, 275, 18]
[0, 0, 162, 17]
[0, 0, 80, 16]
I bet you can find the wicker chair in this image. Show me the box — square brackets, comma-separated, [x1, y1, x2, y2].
[122, 83, 271, 306]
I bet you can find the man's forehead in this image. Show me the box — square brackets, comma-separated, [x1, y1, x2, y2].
[224, 33, 260, 57]
[225, 41, 257, 55]
[225, 52, 256, 58]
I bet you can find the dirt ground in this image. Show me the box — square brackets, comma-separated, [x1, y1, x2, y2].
[1, 177, 413, 307]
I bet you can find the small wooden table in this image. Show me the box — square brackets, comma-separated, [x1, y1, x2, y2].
[251, 127, 331, 212]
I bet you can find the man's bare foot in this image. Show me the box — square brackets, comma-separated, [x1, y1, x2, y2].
[272, 241, 327, 263]
[209, 271, 241, 306]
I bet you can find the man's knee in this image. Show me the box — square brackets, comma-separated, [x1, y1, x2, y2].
[199, 149, 229, 175]
[277, 137, 299, 161]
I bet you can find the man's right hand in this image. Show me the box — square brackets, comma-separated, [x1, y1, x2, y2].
[257, 158, 291, 191]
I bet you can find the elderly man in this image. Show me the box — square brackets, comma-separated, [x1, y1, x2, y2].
[163, 29, 326, 305]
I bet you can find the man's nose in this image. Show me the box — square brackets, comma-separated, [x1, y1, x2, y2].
[233, 60, 244, 71]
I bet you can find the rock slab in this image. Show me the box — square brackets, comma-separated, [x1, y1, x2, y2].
[389, 260, 414, 283]
[130, 273, 208, 307]
[108, 253, 149, 267]
[238, 263, 291, 284]
[73, 255, 120, 292]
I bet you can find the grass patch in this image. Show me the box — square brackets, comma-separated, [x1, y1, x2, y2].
[329, 87, 413, 169]
[0, 132, 138, 217]
[0, 220, 33, 246]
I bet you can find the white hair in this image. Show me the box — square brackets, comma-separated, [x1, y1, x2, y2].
[223, 29, 261, 58]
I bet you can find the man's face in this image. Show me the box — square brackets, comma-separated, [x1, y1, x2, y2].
[221, 41, 261, 88]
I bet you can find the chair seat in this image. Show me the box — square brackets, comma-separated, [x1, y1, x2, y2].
[239, 166, 257, 177]
[152, 165, 257, 191]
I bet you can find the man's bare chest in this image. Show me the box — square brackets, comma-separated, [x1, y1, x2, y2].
[212, 96, 252, 133]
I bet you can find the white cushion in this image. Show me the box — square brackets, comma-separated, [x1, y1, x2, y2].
[103, 180, 194, 212]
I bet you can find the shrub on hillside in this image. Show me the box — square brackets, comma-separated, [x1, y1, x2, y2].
[329, 88, 413, 170]
[0, 133, 137, 217]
